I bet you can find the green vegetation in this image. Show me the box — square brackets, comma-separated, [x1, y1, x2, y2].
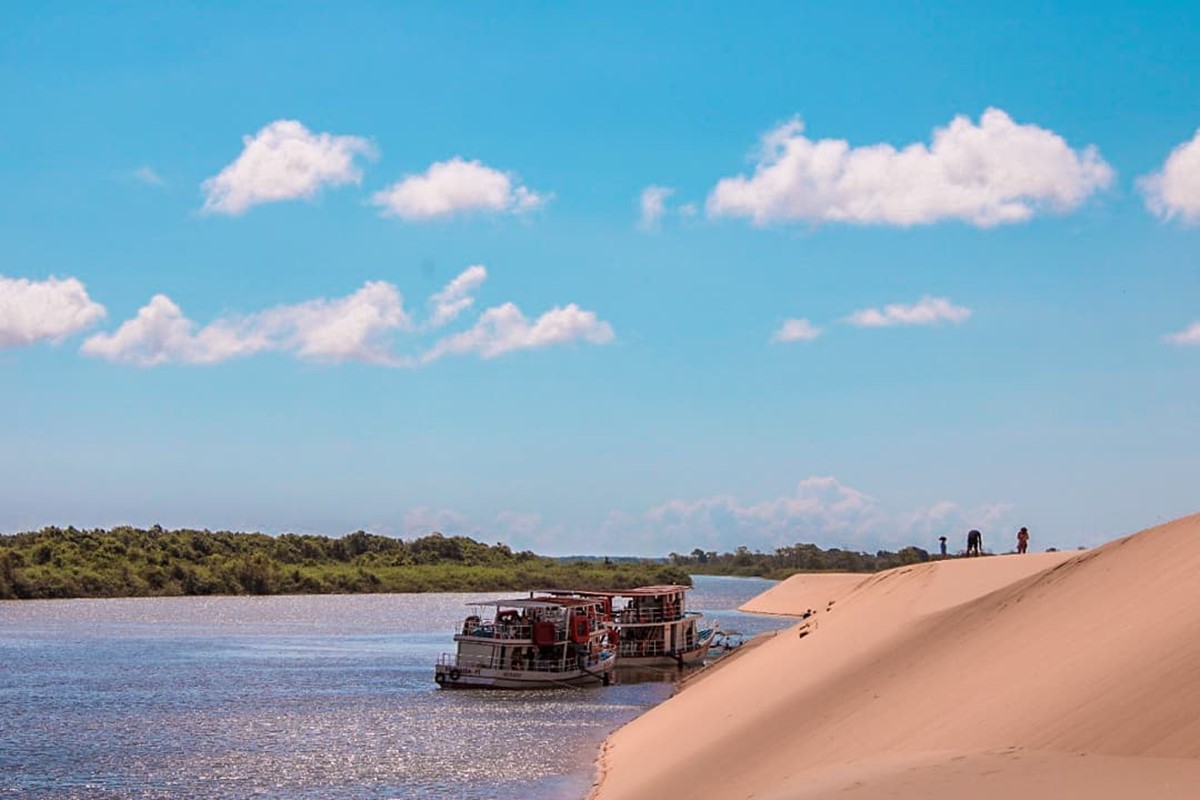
[0, 526, 690, 600]
[668, 542, 932, 579]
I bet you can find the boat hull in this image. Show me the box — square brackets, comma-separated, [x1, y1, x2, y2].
[615, 626, 717, 667]
[434, 656, 614, 689]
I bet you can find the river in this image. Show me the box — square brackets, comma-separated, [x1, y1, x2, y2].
[0, 575, 792, 799]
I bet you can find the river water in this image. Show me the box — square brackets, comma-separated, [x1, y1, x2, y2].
[0, 575, 791, 800]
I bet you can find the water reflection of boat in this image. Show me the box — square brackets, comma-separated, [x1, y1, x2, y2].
[434, 595, 615, 689]
[548, 586, 717, 668]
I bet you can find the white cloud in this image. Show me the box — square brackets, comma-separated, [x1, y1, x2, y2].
[371, 157, 546, 221]
[639, 476, 1013, 554]
[201, 120, 375, 215]
[847, 296, 971, 328]
[81, 281, 410, 366]
[771, 318, 822, 343]
[428, 265, 488, 328]
[1165, 321, 1200, 345]
[421, 302, 614, 363]
[80, 270, 612, 368]
[638, 185, 674, 229]
[403, 507, 472, 537]
[133, 166, 165, 187]
[1139, 129, 1200, 224]
[0, 276, 106, 348]
[707, 108, 1113, 227]
[647, 477, 881, 552]
[80, 294, 268, 366]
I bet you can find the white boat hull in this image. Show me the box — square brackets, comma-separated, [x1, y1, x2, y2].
[435, 654, 615, 689]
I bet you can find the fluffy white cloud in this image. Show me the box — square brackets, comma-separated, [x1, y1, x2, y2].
[638, 185, 674, 229]
[707, 108, 1113, 227]
[80, 270, 613, 367]
[371, 157, 546, 221]
[1164, 321, 1200, 345]
[421, 302, 614, 363]
[201, 120, 375, 215]
[1140, 129, 1200, 224]
[428, 265, 488, 328]
[771, 318, 822, 343]
[79, 294, 267, 365]
[0, 276, 106, 348]
[847, 296, 971, 328]
[81, 281, 410, 366]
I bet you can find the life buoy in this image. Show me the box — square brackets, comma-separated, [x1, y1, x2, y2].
[449, 668, 461, 682]
[435, 672, 447, 685]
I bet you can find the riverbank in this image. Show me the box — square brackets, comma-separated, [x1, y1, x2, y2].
[590, 513, 1200, 799]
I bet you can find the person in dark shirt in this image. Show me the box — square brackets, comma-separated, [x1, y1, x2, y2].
[966, 529, 983, 557]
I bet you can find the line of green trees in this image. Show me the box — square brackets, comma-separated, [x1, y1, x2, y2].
[668, 542, 932, 579]
[0, 526, 690, 600]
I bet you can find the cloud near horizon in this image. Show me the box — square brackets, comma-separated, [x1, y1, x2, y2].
[640, 476, 1013, 554]
[201, 120, 375, 215]
[707, 108, 1113, 227]
[371, 157, 546, 221]
[404, 476, 1016, 556]
[80, 266, 613, 367]
[0, 276, 107, 349]
[1139, 128, 1200, 224]
[847, 296, 971, 327]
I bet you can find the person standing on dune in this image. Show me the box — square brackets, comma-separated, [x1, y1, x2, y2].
[966, 529, 982, 557]
[1016, 526, 1029, 554]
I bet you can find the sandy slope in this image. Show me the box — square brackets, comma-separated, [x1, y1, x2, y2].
[738, 572, 867, 616]
[593, 514, 1200, 799]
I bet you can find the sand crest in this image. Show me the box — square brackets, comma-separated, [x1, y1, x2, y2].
[593, 514, 1200, 799]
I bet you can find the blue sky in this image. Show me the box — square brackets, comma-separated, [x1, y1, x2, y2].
[2, 2, 1198, 555]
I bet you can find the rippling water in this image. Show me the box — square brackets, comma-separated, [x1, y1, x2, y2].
[0, 575, 791, 799]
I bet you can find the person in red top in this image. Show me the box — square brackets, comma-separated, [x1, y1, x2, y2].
[1016, 526, 1030, 554]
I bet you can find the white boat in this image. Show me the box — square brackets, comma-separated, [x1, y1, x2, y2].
[549, 585, 717, 668]
[434, 595, 616, 689]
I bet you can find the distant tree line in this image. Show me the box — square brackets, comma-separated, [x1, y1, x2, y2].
[0, 526, 690, 600]
[667, 542, 932, 579]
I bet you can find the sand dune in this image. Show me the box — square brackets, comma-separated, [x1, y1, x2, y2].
[593, 514, 1200, 799]
[738, 571, 867, 616]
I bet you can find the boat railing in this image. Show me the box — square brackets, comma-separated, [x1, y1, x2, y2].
[618, 639, 667, 657]
[615, 608, 684, 624]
